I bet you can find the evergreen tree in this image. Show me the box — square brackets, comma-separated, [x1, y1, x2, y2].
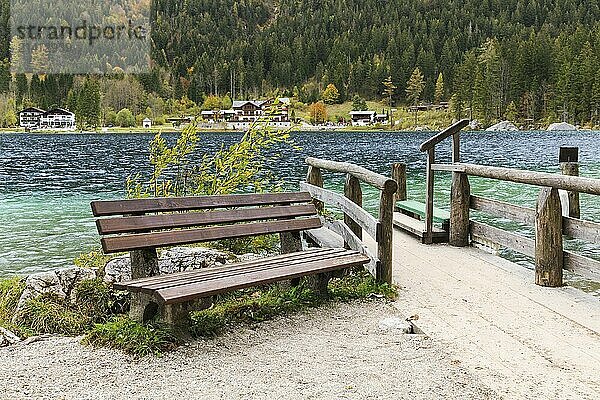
[405, 67, 425, 127]
[382, 76, 396, 106]
[434, 73, 444, 104]
[351, 95, 368, 111]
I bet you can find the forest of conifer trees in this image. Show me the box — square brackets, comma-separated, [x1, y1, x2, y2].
[1, 0, 600, 127]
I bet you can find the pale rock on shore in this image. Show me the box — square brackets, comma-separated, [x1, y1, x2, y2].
[486, 120, 518, 131]
[547, 122, 577, 131]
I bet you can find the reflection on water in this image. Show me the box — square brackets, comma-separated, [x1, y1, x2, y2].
[1, 130, 599, 295]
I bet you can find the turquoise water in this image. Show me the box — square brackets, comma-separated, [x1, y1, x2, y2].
[1, 130, 600, 294]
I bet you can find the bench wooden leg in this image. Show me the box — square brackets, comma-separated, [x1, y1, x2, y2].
[305, 272, 332, 298]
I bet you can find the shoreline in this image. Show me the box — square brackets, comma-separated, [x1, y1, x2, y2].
[2, 126, 600, 135]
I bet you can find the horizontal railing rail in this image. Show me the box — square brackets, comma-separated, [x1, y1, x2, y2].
[302, 157, 397, 284]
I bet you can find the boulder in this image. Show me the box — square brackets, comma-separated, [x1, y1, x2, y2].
[15, 267, 97, 312]
[0, 327, 21, 346]
[378, 317, 414, 334]
[103, 247, 233, 283]
[547, 122, 577, 131]
[486, 120, 518, 132]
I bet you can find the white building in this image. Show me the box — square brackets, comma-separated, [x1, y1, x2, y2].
[143, 118, 152, 128]
[349, 111, 376, 126]
[18, 107, 45, 129]
[39, 108, 76, 130]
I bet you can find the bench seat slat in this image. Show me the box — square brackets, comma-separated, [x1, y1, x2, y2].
[156, 252, 370, 304]
[97, 204, 318, 235]
[118, 248, 329, 288]
[101, 217, 323, 253]
[116, 248, 342, 290]
[91, 192, 313, 217]
[133, 249, 350, 292]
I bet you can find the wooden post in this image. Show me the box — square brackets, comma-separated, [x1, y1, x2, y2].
[424, 148, 435, 244]
[391, 163, 407, 202]
[452, 132, 460, 163]
[559, 146, 580, 218]
[535, 187, 563, 287]
[306, 165, 324, 213]
[450, 172, 470, 246]
[377, 181, 397, 285]
[344, 174, 363, 244]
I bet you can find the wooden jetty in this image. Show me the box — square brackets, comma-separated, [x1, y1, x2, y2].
[300, 121, 600, 397]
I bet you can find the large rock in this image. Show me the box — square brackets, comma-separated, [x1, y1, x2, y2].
[103, 247, 233, 283]
[0, 327, 21, 346]
[15, 267, 97, 312]
[547, 122, 577, 131]
[486, 120, 518, 132]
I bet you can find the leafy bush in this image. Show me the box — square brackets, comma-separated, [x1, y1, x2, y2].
[207, 234, 280, 256]
[189, 270, 397, 337]
[83, 316, 177, 357]
[74, 249, 111, 277]
[14, 294, 90, 336]
[116, 108, 135, 127]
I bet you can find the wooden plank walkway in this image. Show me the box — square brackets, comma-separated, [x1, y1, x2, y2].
[364, 229, 600, 399]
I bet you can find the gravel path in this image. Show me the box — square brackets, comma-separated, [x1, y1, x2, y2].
[0, 300, 499, 400]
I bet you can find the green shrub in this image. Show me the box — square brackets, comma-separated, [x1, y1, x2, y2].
[74, 249, 111, 277]
[83, 316, 177, 356]
[14, 294, 90, 335]
[190, 270, 397, 337]
[208, 234, 280, 255]
[74, 279, 130, 322]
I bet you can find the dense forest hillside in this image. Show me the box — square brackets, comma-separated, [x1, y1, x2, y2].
[2, 0, 600, 126]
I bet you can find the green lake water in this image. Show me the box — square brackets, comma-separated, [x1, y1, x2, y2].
[1, 130, 599, 295]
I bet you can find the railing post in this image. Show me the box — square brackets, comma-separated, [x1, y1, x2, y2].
[452, 132, 460, 163]
[378, 181, 397, 285]
[559, 146, 580, 218]
[450, 172, 470, 246]
[391, 163, 407, 202]
[424, 148, 435, 244]
[535, 187, 563, 287]
[344, 174, 363, 244]
[306, 165, 324, 213]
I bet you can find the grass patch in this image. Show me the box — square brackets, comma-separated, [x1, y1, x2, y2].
[14, 294, 90, 336]
[83, 316, 178, 357]
[0, 276, 24, 323]
[190, 269, 397, 337]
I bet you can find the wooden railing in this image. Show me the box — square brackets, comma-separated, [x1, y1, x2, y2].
[427, 152, 600, 286]
[419, 119, 470, 243]
[299, 157, 398, 284]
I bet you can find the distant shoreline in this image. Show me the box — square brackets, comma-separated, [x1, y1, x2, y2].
[1, 126, 599, 135]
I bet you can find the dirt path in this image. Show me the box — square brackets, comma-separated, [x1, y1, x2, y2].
[0, 301, 498, 400]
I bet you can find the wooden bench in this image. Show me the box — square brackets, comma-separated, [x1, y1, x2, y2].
[395, 199, 450, 231]
[91, 192, 369, 327]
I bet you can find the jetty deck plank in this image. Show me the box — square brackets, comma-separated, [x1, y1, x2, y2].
[384, 228, 600, 398]
[395, 199, 450, 223]
[392, 212, 448, 243]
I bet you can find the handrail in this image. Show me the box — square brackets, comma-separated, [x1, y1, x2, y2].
[434, 163, 600, 195]
[303, 157, 397, 284]
[305, 157, 397, 193]
[419, 119, 469, 152]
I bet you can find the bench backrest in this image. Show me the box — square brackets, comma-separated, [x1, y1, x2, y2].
[91, 192, 321, 254]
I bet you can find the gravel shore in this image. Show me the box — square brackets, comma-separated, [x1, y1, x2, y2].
[0, 301, 499, 399]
